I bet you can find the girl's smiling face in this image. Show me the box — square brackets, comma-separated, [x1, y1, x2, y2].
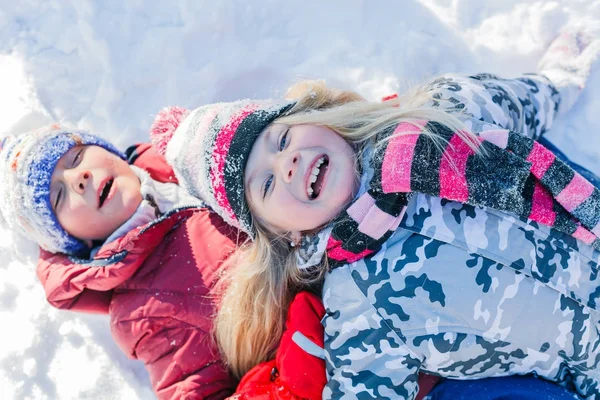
[244, 123, 358, 238]
[50, 145, 142, 246]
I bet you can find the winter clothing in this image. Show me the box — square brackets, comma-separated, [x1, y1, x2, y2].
[231, 292, 441, 400]
[538, 137, 600, 188]
[324, 109, 600, 269]
[424, 375, 577, 400]
[322, 73, 600, 399]
[323, 34, 600, 268]
[230, 292, 327, 400]
[0, 125, 123, 255]
[37, 143, 241, 399]
[152, 100, 293, 236]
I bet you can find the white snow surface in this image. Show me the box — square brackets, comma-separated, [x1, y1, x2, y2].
[0, 1, 599, 399]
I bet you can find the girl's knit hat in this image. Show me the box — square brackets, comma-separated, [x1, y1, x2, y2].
[0, 125, 124, 255]
[151, 100, 294, 235]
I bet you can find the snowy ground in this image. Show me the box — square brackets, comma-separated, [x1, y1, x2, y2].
[0, 1, 598, 399]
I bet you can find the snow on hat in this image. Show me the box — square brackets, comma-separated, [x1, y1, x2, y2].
[151, 100, 294, 235]
[0, 125, 124, 255]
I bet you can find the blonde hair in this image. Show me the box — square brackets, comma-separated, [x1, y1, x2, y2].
[215, 79, 480, 378]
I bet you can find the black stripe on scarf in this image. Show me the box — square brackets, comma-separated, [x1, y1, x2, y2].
[506, 129, 534, 158]
[573, 193, 600, 229]
[520, 174, 538, 218]
[410, 122, 454, 195]
[466, 140, 530, 212]
[373, 190, 411, 217]
[552, 202, 578, 235]
[540, 159, 574, 196]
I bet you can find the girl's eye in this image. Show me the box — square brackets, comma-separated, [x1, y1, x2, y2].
[278, 129, 289, 151]
[71, 148, 83, 167]
[263, 175, 273, 198]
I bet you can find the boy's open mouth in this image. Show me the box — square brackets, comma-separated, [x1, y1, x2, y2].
[98, 178, 114, 208]
[306, 155, 329, 200]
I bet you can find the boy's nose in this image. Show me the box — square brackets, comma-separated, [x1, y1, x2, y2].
[71, 169, 91, 194]
[278, 152, 299, 184]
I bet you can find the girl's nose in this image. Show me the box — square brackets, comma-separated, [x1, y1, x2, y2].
[71, 169, 91, 194]
[279, 152, 299, 184]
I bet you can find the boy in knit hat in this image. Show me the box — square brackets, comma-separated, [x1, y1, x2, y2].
[0, 125, 134, 255]
[0, 124, 242, 399]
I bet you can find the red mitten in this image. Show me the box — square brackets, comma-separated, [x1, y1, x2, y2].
[276, 292, 326, 399]
[230, 292, 326, 400]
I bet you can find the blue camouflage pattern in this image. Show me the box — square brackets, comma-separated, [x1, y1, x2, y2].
[322, 73, 600, 400]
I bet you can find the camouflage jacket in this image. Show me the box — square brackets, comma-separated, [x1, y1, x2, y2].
[323, 74, 600, 400]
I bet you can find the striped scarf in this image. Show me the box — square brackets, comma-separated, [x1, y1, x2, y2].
[325, 120, 600, 269]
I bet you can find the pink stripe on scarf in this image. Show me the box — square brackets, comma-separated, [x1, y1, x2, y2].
[359, 206, 405, 239]
[555, 173, 595, 212]
[572, 225, 597, 245]
[210, 105, 258, 222]
[439, 133, 477, 202]
[479, 129, 510, 149]
[326, 236, 374, 263]
[347, 193, 405, 239]
[527, 141, 556, 179]
[529, 183, 556, 226]
[381, 122, 424, 193]
[346, 192, 376, 222]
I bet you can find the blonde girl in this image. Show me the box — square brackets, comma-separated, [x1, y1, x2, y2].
[157, 32, 600, 399]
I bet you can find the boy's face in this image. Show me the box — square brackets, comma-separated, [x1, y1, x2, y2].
[244, 123, 357, 239]
[50, 145, 142, 247]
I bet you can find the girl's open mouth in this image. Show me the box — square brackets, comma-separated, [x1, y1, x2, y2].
[98, 178, 114, 208]
[306, 155, 329, 200]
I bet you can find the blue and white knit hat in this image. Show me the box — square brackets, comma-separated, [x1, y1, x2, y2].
[0, 125, 124, 255]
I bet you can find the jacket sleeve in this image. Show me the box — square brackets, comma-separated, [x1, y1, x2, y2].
[114, 316, 235, 400]
[424, 74, 562, 140]
[36, 249, 116, 314]
[36, 234, 156, 314]
[322, 267, 422, 400]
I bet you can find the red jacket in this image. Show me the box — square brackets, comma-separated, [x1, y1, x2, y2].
[231, 292, 440, 400]
[36, 143, 241, 399]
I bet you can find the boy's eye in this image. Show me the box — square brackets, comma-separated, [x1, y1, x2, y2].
[262, 175, 273, 198]
[278, 129, 289, 151]
[54, 187, 63, 210]
[71, 148, 84, 167]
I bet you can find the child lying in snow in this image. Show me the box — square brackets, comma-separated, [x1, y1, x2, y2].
[155, 31, 600, 399]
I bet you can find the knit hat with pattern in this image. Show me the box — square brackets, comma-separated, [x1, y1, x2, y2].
[0, 125, 124, 255]
[151, 100, 294, 235]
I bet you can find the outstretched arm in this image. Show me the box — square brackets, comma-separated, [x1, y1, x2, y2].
[423, 72, 561, 140]
[422, 32, 598, 140]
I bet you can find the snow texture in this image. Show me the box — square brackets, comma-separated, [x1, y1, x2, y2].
[0, 0, 598, 399]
